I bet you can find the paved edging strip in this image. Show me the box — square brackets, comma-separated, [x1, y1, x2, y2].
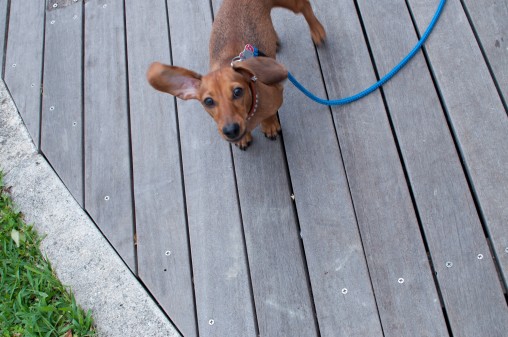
[0, 80, 181, 337]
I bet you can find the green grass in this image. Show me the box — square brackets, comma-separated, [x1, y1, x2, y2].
[0, 172, 95, 337]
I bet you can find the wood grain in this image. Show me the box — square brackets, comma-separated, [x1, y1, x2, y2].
[125, 0, 196, 335]
[356, 0, 508, 336]
[408, 0, 508, 291]
[0, 0, 8, 77]
[84, 0, 135, 270]
[4, 0, 44, 146]
[311, 0, 449, 335]
[41, 0, 83, 206]
[272, 7, 383, 337]
[462, 0, 508, 107]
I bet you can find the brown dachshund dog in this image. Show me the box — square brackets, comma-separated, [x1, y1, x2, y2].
[147, 0, 325, 150]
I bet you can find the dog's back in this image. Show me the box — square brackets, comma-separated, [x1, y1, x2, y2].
[210, 0, 278, 69]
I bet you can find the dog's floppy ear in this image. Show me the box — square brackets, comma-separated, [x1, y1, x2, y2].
[232, 57, 287, 85]
[147, 62, 202, 100]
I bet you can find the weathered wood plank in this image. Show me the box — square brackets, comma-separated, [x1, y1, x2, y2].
[4, 0, 44, 146]
[272, 8, 383, 337]
[41, 0, 83, 207]
[232, 135, 318, 337]
[84, 0, 135, 270]
[166, 0, 256, 336]
[407, 0, 508, 290]
[462, 0, 508, 107]
[0, 0, 8, 78]
[311, 0, 450, 336]
[356, 0, 508, 336]
[124, 1, 196, 336]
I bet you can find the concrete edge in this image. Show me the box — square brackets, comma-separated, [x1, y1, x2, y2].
[0, 79, 181, 337]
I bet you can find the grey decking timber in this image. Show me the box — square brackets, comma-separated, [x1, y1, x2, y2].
[356, 0, 508, 336]
[124, 1, 196, 336]
[4, 0, 44, 146]
[461, 0, 508, 109]
[0, 0, 8, 78]
[407, 0, 508, 290]
[41, 0, 83, 207]
[312, 0, 450, 335]
[232, 135, 319, 337]
[272, 8, 383, 337]
[166, 0, 257, 336]
[84, 0, 135, 271]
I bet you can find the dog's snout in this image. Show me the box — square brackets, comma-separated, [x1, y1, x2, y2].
[222, 123, 241, 139]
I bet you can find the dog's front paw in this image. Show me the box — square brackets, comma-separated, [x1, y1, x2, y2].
[235, 132, 253, 151]
[310, 20, 326, 45]
[261, 116, 281, 140]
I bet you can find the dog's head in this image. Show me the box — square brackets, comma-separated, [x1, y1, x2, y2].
[147, 57, 287, 142]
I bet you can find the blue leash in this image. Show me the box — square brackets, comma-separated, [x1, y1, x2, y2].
[287, 0, 447, 106]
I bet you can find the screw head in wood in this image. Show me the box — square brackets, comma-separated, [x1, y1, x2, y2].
[53, 3, 58, 8]
[208, 319, 214, 325]
[103, 4, 107, 8]
[446, 261, 453, 268]
[12, 63, 16, 68]
[341, 288, 348, 294]
[49, 106, 55, 111]
[31, 83, 35, 87]
[165, 250, 171, 256]
[72, 122, 77, 126]
[505, 247, 508, 254]
[50, 20, 55, 24]
[104, 196, 110, 201]
[477, 254, 483, 260]
[73, 14, 78, 20]
[398, 278, 404, 284]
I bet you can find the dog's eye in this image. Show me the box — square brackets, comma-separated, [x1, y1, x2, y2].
[203, 97, 215, 107]
[233, 87, 243, 99]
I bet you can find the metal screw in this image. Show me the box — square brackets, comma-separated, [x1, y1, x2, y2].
[208, 319, 214, 326]
[103, 4, 107, 8]
[505, 247, 508, 254]
[53, 3, 58, 8]
[104, 196, 110, 201]
[31, 83, 35, 87]
[446, 261, 453, 268]
[72, 122, 77, 126]
[165, 250, 171, 256]
[398, 278, 404, 284]
[290, 194, 295, 201]
[341, 288, 348, 295]
[50, 20, 55, 24]
[49, 106, 55, 111]
[12, 63, 16, 68]
[477, 254, 484, 260]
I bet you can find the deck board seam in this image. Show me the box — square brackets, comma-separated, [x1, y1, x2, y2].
[351, 2, 455, 333]
[163, 0, 200, 334]
[277, 129, 323, 337]
[1, 0, 10, 79]
[404, 0, 508, 292]
[122, 0, 139, 276]
[458, 0, 508, 114]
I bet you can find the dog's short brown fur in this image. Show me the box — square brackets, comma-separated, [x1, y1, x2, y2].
[147, 0, 325, 150]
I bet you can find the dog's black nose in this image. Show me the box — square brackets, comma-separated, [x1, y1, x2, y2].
[222, 123, 241, 139]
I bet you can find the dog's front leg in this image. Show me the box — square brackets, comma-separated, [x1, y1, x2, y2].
[235, 132, 253, 151]
[261, 115, 281, 140]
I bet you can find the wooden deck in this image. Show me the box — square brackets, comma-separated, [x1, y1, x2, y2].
[1, 0, 507, 336]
